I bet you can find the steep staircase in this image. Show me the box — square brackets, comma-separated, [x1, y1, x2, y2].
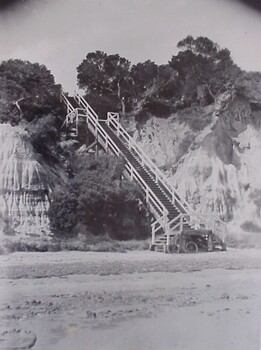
[61, 92, 227, 253]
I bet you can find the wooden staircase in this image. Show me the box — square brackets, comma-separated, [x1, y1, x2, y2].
[61, 92, 227, 253]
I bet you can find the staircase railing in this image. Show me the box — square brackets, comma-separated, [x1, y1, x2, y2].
[65, 109, 79, 137]
[74, 93, 101, 120]
[151, 214, 168, 244]
[61, 92, 75, 113]
[62, 92, 227, 246]
[106, 111, 193, 215]
[106, 109, 226, 242]
[62, 92, 169, 230]
[124, 162, 168, 219]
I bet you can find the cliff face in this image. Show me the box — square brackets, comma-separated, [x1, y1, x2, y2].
[0, 124, 51, 238]
[1, 88, 260, 240]
[171, 124, 261, 232]
[135, 91, 261, 234]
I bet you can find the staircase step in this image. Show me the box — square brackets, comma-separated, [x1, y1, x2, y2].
[67, 96, 81, 109]
[62, 95, 225, 254]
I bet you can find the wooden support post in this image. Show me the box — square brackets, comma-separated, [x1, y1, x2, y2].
[130, 167, 133, 181]
[166, 231, 170, 253]
[146, 187, 149, 203]
[179, 215, 185, 253]
[95, 125, 98, 157]
[208, 232, 214, 252]
[151, 224, 156, 244]
[75, 111, 79, 137]
[179, 233, 186, 253]
[85, 126, 90, 146]
[180, 214, 184, 233]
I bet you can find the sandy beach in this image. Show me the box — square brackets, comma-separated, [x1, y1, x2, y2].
[0, 248, 261, 350]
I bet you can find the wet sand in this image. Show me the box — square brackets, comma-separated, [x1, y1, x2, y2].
[0, 249, 261, 349]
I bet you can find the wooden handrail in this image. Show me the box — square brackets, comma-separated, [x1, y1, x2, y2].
[62, 92, 227, 245]
[105, 114, 226, 238]
[106, 115, 193, 214]
[151, 215, 167, 244]
[61, 92, 75, 113]
[70, 93, 169, 229]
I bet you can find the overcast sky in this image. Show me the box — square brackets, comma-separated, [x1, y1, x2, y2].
[0, 0, 261, 92]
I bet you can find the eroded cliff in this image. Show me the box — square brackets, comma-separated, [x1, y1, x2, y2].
[0, 124, 51, 238]
[134, 89, 261, 235]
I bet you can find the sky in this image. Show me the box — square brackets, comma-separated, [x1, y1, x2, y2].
[0, 0, 261, 92]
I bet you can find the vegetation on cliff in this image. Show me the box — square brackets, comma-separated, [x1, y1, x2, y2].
[0, 59, 62, 123]
[77, 35, 261, 129]
[0, 59, 66, 164]
[1, 35, 261, 245]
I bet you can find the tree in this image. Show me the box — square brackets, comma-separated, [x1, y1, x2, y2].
[77, 51, 131, 97]
[0, 59, 62, 124]
[169, 36, 241, 104]
[77, 51, 132, 116]
[130, 60, 158, 96]
[0, 59, 66, 165]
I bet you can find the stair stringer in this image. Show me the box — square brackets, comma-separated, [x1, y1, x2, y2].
[61, 92, 227, 252]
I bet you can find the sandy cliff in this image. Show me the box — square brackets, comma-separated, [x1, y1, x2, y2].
[0, 124, 51, 238]
[135, 91, 261, 234]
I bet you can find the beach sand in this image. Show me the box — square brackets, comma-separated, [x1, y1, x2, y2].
[0, 248, 261, 350]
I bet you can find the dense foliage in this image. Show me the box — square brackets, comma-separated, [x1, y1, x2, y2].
[0, 59, 66, 161]
[169, 36, 241, 104]
[2, 36, 260, 244]
[49, 154, 151, 240]
[77, 52, 132, 116]
[0, 59, 63, 124]
[77, 36, 246, 126]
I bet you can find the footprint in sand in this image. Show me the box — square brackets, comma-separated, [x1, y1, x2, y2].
[0, 329, 37, 349]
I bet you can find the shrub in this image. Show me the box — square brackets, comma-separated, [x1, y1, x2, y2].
[49, 154, 150, 240]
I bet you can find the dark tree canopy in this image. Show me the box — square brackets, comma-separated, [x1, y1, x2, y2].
[0, 59, 65, 163]
[77, 53, 175, 117]
[76, 36, 250, 120]
[177, 36, 220, 57]
[77, 51, 133, 116]
[77, 51, 131, 97]
[130, 60, 158, 96]
[169, 36, 241, 103]
[0, 59, 62, 124]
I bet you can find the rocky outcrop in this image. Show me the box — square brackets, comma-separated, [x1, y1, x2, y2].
[0, 124, 51, 238]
